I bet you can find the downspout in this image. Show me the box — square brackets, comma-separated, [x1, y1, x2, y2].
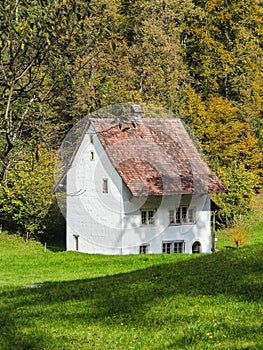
[120, 181, 123, 255]
[211, 211, 216, 252]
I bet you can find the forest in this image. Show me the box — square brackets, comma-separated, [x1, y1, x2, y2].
[0, 0, 262, 242]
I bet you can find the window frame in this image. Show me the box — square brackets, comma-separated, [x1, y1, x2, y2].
[169, 207, 196, 225]
[162, 242, 172, 254]
[162, 240, 185, 254]
[141, 209, 157, 226]
[139, 244, 149, 254]
[102, 178, 108, 193]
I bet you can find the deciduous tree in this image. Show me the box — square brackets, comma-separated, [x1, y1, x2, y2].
[0, 0, 93, 184]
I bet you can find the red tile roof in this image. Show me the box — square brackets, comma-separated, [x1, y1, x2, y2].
[91, 118, 227, 197]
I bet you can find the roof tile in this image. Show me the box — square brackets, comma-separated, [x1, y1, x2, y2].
[91, 118, 227, 197]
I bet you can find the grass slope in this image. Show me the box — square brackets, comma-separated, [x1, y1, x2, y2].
[0, 197, 262, 349]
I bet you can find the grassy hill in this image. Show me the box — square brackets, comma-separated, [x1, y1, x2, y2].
[0, 195, 262, 350]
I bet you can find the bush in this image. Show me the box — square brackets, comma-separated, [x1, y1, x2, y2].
[0, 148, 57, 240]
[227, 225, 248, 248]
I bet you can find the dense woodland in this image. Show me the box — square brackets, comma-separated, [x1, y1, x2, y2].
[0, 0, 262, 242]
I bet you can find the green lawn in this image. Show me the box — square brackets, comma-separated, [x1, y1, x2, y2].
[0, 202, 262, 349]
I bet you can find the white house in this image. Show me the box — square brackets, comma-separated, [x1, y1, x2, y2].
[55, 108, 227, 255]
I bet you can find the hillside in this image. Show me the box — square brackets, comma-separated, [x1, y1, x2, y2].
[0, 199, 262, 350]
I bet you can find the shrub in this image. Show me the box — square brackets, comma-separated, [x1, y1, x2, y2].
[227, 225, 248, 248]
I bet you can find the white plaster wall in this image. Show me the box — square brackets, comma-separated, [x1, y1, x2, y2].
[121, 192, 211, 254]
[66, 125, 124, 254]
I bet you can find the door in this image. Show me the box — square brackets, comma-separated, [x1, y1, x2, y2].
[192, 241, 201, 254]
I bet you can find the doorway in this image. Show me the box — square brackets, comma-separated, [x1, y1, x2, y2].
[192, 241, 201, 254]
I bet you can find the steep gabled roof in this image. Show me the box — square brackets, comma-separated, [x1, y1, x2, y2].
[90, 118, 227, 197]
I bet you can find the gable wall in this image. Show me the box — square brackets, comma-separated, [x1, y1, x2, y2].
[66, 125, 124, 254]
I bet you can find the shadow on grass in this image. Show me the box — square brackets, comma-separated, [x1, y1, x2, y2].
[46, 244, 66, 252]
[0, 246, 262, 349]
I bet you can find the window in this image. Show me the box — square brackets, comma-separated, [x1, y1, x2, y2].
[169, 207, 195, 225]
[141, 209, 156, 225]
[175, 208, 180, 224]
[139, 244, 149, 254]
[148, 210, 155, 224]
[162, 241, 185, 254]
[169, 210, 175, 224]
[90, 135, 94, 144]
[181, 207, 187, 223]
[90, 151, 94, 161]
[174, 241, 184, 253]
[162, 242, 172, 254]
[188, 208, 194, 223]
[102, 178, 108, 193]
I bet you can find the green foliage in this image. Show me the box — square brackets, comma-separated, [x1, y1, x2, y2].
[216, 190, 263, 248]
[214, 164, 259, 223]
[182, 1, 263, 193]
[183, 89, 262, 220]
[0, 0, 262, 233]
[0, 0, 94, 183]
[0, 148, 57, 239]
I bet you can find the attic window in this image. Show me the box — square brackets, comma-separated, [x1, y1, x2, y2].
[102, 178, 108, 193]
[90, 151, 94, 161]
[90, 135, 94, 144]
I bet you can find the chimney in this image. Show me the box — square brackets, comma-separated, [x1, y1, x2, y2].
[131, 104, 142, 120]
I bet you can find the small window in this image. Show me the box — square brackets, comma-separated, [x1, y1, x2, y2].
[148, 210, 155, 224]
[181, 207, 187, 223]
[141, 211, 147, 225]
[141, 209, 156, 225]
[139, 244, 149, 254]
[174, 241, 184, 253]
[188, 208, 194, 223]
[169, 210, 175, 224]
[176, 208, 180, 224]
[163, 241, 185, 254]
[90, 135, 94, 144]
[90, 151, 94, 161]
[102, 178, 108, 193]
[162, 242, 172, 254]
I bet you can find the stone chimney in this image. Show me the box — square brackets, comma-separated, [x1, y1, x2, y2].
[131, 104, 142, 120]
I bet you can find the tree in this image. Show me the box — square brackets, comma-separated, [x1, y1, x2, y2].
[0, 147, 56, 240]
[182, 89, 262, 220]
[120, 0, 195, 111]
[180, 0, 263, 216]
[71, 0, 139, 112]
[183, 0, 263, 144]
[214, 163, 258, 224]
[0, 0, 94, 184]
